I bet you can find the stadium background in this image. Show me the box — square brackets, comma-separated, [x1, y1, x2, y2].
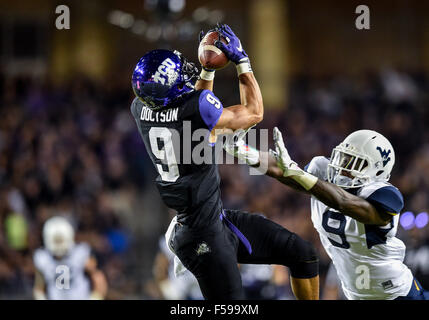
[1, 0, 429, 299]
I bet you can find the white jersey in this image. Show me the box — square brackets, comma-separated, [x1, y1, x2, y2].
[306, 156, 413, 300]
[33, 243, 91, 300]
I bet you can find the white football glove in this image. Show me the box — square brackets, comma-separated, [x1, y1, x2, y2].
[223, 127, 248, 155]
[272, 127, 305, 177]
[223, 126, 260, 165]
[272, 127, 318, 190]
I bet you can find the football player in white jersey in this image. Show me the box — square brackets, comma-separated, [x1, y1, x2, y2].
[225, 127, 429, 300]
[33, 216, 108, 300]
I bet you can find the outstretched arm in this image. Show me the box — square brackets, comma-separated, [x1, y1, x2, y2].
[225, 127, 393, 226]
[260, 150, 309, 193]
[308, 179, 393, 225]
[195, 24, 263, 132]
[271, 127, 393, 225]
[215, 72, 263, 130]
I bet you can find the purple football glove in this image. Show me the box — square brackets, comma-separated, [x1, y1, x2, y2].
[214, 24, 248, 65]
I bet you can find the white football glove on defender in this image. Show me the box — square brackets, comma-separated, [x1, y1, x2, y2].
[272, 127, 305, 177]
[223, 126, 260, 166]
[272, 127, 318, 191]
[223, 126, 318, 191]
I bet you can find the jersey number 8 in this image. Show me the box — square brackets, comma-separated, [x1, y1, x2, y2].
[322, 210, 351, 249]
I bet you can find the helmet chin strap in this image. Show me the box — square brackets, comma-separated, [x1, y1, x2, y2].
[332, 171, 371, 189]
[334, 175, 354, 187]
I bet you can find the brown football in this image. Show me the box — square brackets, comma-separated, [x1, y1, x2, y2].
[198, 31, 230, 70]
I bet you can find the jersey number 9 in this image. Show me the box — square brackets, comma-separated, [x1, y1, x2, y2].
[149, 127, 180, 182]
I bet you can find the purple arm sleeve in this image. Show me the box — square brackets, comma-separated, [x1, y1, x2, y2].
[198, 90, 223, 131]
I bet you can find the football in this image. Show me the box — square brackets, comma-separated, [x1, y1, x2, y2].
[198, 31, 230, 70]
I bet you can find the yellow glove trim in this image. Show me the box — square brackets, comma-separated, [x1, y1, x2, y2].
[291, 171, 318, 191]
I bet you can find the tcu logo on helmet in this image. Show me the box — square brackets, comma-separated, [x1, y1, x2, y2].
[376, 146, 391, 167]
[153, 58, 178, 85]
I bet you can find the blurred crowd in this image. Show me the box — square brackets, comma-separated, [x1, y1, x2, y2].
[0, 73, 152, 299]
[0, 67, 428, 299]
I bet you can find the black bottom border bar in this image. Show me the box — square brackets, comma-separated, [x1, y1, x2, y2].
[2, 300, 428, 319]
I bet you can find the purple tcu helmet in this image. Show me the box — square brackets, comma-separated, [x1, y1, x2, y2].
[131, 49, 199, 110]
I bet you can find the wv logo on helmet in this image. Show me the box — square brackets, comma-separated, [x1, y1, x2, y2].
[376, 147, 391, 167]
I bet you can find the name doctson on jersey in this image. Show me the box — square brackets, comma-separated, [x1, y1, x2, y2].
[141, 106, 179, 123]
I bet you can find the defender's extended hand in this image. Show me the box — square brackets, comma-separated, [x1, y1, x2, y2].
[223, 126, 260, 166]
[273, 127, 304, 177]
[224, 126, 252, 156]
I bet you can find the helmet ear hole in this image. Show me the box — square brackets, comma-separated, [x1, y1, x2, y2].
[376, 170, 384, 176]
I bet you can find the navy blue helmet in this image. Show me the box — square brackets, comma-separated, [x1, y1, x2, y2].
[132, 49, 199, 110]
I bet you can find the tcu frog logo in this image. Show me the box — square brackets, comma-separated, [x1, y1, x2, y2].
[153, 58, 178, 85]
